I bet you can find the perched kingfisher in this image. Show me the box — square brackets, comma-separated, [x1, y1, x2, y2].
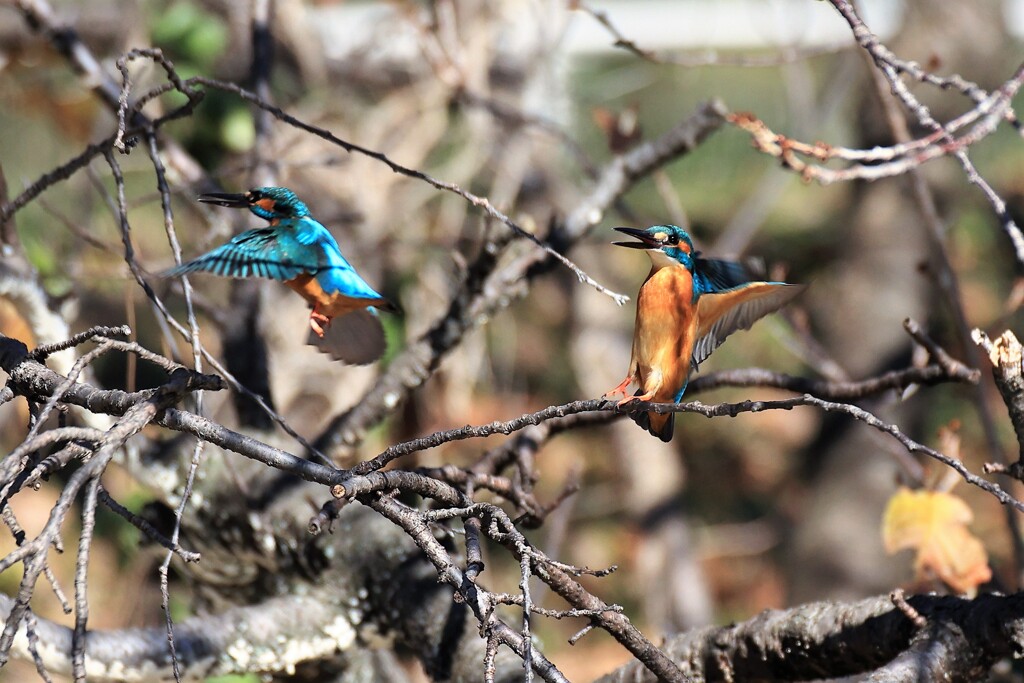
[165, 187, 397, 364]
[605, 225, 803, 442]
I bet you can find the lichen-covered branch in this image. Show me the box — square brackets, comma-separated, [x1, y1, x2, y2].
[596, 592, 1024, 682]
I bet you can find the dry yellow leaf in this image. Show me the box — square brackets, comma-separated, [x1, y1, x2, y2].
[882, 487, 991, 595]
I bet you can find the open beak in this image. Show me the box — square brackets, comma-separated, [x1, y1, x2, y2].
[612, 226, 661, 249]
[197, 192, 251, 209]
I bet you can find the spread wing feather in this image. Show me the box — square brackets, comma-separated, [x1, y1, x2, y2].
[163, 228, 319, 281]
[308, 308, 387, 365]
[692, 283, 805, 369]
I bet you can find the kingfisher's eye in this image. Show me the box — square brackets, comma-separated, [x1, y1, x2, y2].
[667, 234, 679, 245]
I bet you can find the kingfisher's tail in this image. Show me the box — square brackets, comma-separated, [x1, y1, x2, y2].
[630, 408, 674, 442]
[372, 298, 402, 315]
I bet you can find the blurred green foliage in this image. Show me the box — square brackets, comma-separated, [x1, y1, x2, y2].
[150, 1, 253, 165]
[151, 2, 228, 70]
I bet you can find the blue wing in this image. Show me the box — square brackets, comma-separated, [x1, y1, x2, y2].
[163, 227, 318, 281]
[166, 217, 391, 306]
[691, 256, 755, 297]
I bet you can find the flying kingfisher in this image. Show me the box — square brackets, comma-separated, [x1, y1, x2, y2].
[165, 187, 397, 364]
[605, 225, 803, 442]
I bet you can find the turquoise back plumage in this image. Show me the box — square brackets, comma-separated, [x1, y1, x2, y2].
[690, 257, 755, 297]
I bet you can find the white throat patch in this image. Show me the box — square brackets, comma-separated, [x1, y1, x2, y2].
[647, 249, 683, 271]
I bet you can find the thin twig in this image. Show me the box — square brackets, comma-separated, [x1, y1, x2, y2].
[71, 477, 99, 682]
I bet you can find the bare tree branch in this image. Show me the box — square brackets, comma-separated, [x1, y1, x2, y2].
[3, 2, 1023, 681]
[596, 592, 1024, 682]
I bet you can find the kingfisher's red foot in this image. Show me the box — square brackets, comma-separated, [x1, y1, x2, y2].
[603, 375, 634, 400]
[310, 310, 331, 338]
[618, 390, 653, 406]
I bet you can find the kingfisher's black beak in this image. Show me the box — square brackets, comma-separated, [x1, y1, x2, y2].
[197, 192, 251, 209]
[612, 227, 661, 249]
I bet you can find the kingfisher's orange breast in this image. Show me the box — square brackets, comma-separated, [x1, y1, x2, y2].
[631, 266, 697, 402]
[285, 274, 378, 318]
